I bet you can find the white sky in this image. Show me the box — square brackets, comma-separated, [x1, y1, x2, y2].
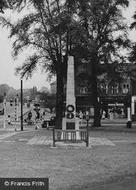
[0, 0, 136, 90]
[0, 25, 51, 90]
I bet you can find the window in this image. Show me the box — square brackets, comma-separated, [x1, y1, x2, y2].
[111, 84, 119, 94]
[80, 87, 88, 94]
[99, 83, 107, 94]
[123, 83, 129, 94]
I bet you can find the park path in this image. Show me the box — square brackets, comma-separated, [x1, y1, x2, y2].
[0, 132, 16, 139]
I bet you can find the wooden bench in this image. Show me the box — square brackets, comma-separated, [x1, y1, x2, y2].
[53, 128, 89, 147]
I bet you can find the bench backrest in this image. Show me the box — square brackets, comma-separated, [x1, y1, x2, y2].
[53, 129, 88, 142]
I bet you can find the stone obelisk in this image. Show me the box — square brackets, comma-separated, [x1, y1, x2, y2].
[66, 56, 75, 109]
[62, 56, 80, 136]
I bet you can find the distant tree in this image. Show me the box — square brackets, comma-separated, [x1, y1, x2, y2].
[129, 10, 136, 64]
[127, 9, 136, 82]
[39, 92, 56, 113]
[39, 86, 49, 93]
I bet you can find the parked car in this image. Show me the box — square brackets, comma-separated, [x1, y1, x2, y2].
[41, 116, 56, 128]
[49, 116, 56, 126]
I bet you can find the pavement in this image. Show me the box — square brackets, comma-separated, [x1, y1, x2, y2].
[0, 120, 136, 189]
[87, 118, 136, 133]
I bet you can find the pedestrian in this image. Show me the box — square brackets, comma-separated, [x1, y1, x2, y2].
[35, 111, 40, 130]
[79, 110, 83, 127]
[28, 111, 32, 121]
[35, 110, 40, 124]
[79, 110, 83, 119]
[109, 109, 114, 120]
[36, 111, 40, 120]
[43, 110, 45, 116]
[8, 115, 11, 125]
[102, 110, 106, 119]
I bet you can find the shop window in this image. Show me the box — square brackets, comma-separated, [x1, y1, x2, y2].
[111, 85, 119, 94]
[99, 83, 107, 94]
[80, 87, 88, 94]
[127, 84, 129, 89]
[105, 84, 108, 94]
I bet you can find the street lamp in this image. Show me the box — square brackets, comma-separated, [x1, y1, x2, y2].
[14, 94, 18, 131]
[20, 79, 23, 131]
[126, 94, 132, 128]
[16, 94, 19, 122]
[3, 92, 6, 128]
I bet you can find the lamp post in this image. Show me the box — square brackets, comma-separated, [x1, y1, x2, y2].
[21, 79, 23, 131]
[14, 95, 17, 131]
[16, 94, 19, 122]
[14, 94, 19, 131]
[86, 111, 89, 147]
[126, 79, 132, 128]
[3, 92, 6, 128]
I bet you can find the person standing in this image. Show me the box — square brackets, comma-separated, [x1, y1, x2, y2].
[79, 110, 83, 127]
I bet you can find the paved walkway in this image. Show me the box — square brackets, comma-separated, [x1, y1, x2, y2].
[0, 132, 16, 140]
[0, 127, 136, 148]
[27, 135, 115, 147]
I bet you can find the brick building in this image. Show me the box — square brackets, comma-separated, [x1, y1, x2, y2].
[75, 60, 133, 119]
[50, 61, 136, 120]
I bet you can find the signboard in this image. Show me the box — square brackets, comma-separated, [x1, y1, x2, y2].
[108, 103, 124, 106]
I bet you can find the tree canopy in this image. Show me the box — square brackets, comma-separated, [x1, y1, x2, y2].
[0, 0, 129, 77]
[129, 10, 136, 63]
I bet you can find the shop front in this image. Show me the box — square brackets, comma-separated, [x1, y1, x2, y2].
[100, 95, 129, 119]
[76, 95, 94, 118]
[107, 103, 125, 119]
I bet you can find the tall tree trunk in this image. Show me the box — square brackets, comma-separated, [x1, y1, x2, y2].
[84, 14, 101, 127]
[55, 61, 64, 129]
[91, 53, 101, 127]
[92, 77, 101, 127]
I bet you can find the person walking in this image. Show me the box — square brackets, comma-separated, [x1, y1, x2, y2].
[35, 110, 40, 130]
[27, 111, 33, 125]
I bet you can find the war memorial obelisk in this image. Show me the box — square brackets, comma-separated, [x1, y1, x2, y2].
[62, 56, 80, 137]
